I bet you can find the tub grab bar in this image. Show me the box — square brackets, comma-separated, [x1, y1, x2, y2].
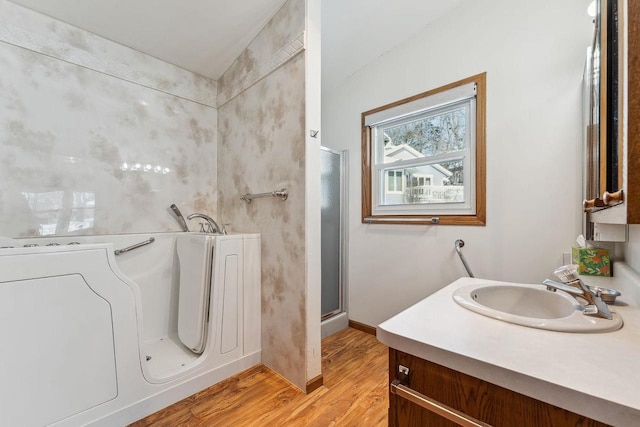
[390, 380, 491, 427]
[240, 189, 288, 204]
[455, 239, 474, 278]
[114, 237, 155, 255]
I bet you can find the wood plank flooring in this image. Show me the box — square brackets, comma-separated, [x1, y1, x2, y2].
[131, 328, 389, 426]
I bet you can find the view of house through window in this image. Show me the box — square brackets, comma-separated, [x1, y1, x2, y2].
[380, 105, 467, 206]
[386, 170, 403, 192]
[362, 73, 486, 225]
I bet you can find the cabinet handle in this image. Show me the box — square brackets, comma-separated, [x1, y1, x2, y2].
[390, 380, 492, 427]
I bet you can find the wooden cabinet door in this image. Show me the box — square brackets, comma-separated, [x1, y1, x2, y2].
[389, 349, 610, 427]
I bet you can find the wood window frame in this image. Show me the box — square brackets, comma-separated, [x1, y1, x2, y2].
[361, 73, 486, 226]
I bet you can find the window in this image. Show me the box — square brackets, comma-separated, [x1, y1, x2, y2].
[361, 73, 486, 225]
[387, 170, 403, 192]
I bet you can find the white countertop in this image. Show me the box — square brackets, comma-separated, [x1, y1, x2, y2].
[377, 263, 640, 426]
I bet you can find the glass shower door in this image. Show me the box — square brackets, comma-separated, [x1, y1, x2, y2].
[321, 147, 345, 320]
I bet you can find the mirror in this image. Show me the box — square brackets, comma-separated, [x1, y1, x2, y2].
[584, 0, 640, 237]
[584, 0, 621, 209]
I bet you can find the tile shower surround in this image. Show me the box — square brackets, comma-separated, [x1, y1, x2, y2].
[217, 0, 304, 106]
[1, 0, 311, 396]
[0, 0, 217, 237]
[217, 0, 308, 391]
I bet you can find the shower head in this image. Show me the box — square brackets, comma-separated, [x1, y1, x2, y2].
[169, 204, 189, 232]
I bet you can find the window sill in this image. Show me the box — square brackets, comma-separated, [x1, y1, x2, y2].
[362, 215, 486, 226]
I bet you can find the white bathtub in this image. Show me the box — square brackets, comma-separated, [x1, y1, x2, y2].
[0, 232, 261, 426]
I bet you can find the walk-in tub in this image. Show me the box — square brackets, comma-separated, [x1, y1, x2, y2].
[0, 232, 261, 426]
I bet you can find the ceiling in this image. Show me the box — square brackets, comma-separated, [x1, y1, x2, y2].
[9, 0, 288, 80]
[9, 0, 462, 88]
[321, 0, 464, 94]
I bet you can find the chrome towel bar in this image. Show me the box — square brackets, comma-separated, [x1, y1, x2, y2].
[114, 237, 155, 255]
[390, 380, 491, 427]
[240, 189, 288, 204]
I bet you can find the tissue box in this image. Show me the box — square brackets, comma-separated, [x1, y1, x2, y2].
[571, 247, 611, 276]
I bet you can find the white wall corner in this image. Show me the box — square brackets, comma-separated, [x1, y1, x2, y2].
[304, 0, 322, 383]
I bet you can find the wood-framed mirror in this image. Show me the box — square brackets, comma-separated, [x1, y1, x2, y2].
[584, 0, 640, 238]
[586, 0, 621, 200]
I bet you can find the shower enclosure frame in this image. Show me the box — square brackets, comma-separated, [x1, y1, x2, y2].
[320, 146, 349, 324]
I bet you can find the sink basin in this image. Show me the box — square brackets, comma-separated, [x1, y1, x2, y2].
[452, 283, 623, 333]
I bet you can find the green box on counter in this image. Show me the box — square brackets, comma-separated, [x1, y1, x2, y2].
[571, 247, 611, 276]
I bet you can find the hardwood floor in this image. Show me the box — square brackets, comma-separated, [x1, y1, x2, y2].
[131, 328, 389, 426]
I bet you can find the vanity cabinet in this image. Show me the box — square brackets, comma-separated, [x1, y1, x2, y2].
[388, 349, 609, 427]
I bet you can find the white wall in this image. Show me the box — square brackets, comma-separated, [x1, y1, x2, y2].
[624, 225, 640, 272]
[322, 0, 594, 327]
[305, 0, 322, 384]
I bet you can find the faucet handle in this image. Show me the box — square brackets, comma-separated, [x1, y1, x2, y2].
[199, 222, 207, 233]
[221, 223, 231, 235]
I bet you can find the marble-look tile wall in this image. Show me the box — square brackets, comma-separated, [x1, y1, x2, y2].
[217, 0, 305, 107]
[217, 0, 307, 390]
[0, 1, 217, 106]
[0, 1, 217, 237]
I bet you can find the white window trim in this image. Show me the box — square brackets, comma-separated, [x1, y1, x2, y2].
[364, 82, 476, 126]
[369, 96, 477, 217]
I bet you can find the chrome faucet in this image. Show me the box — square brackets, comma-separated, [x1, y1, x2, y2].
[187, 213, 223, 234]
[543, 265, 612, 319]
